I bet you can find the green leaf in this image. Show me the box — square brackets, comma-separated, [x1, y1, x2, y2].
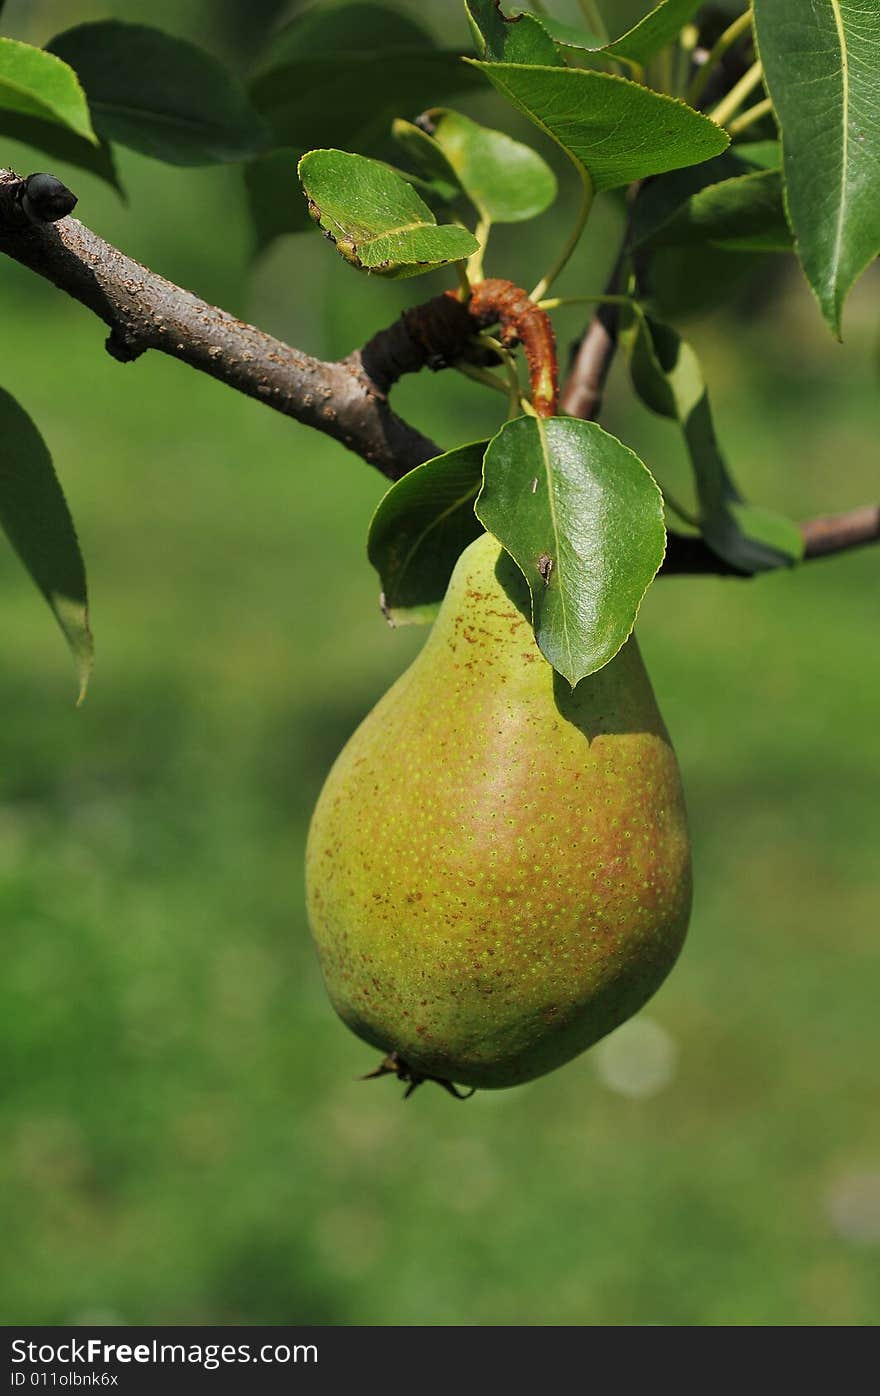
[243, 4, 465, 251]
[662, 168, 790, 253]
[527, 2, 702, 67]
[0, 387, 93, 702]
[250, 3, 484, 156]
[634, 147, 790, 254]
[0, 110, 121, 192]
[244, 148, 311, 252]
[260, 2, 434, 65]
[47, 22, 268, 166]
[299, 150, 478, 277]
[622, 311, 804, 572]
[391, 119, 463, 205]
[476, 416, 666, 686]
[465, 1, 563, 65]
[470, 63, 729, 192]
[0, 37, 96, 142]
[609, 0, 703, 66]
[753, 0, 880, 336]
[632, 142, 781, 247]
[251, 50, 482, 154]
[368, 442, 486, 624]
[422, 107, 556, 222]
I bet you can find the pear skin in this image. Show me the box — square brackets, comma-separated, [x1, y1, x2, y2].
[306, 532, 692, 1090]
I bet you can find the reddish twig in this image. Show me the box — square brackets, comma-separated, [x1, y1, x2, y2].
[467, 279, 559, 416]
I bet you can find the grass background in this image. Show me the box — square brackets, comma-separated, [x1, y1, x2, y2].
[1, 0, 878, 1326]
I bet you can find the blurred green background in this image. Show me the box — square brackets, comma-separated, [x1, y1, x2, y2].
[1, 0, 879, 1326]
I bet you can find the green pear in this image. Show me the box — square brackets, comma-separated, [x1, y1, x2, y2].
[306, 532, 691, 1093]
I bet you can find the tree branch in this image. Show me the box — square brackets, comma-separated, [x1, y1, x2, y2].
[662, 507, 880, 576]
[3, 170, 878, 574]
[0, 168, 440, 480]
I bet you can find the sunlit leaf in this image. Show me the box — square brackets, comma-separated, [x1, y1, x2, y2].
[0, 37, 95, 142]
[470, 62, 729, 191]
[476, 416, 666, 686]
[423, 107, 556, 223]
[298, 149, 478, 277]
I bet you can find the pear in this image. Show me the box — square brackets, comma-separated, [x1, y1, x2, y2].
[306, 532, 691, 1092]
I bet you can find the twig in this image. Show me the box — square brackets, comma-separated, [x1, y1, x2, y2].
[2, 170, 877, 573]
[0, 168, 441, 480]
[710, 59, 764, 129]
[727, 96, 773, 138]
[687, 9, 753, 108]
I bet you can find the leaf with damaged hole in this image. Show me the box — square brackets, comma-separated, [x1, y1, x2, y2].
[0, 37, 95, 141]
[469, 62, 729, 191]
[753, 0, 880, 336]
[48, 21, 268, 165]
[423, 107, 556, 223]
[465, 1, 563, 65]
[0, 387, 93, 702]
[298, 149, 478, 277]
[622, 310, 803, 571]
[368, 442, 486, 625]
[476, 416, 666, 686]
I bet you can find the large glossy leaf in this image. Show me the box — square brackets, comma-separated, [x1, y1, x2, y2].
[0, 110, 120, 191]
[622, 311, 803, 572]
[470, 63, 729, 191]
[0, 387, 93, 702]
[476, 416, 665, 686]
[753, 0, 880, 335]
[298, 150, 478, 277]
[48, 22, 268, 165]
[0, 37, 95, 142]
[423, 107, 556, 222]
[368, 443, 486, 624]
[465, 1, 563, 65]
